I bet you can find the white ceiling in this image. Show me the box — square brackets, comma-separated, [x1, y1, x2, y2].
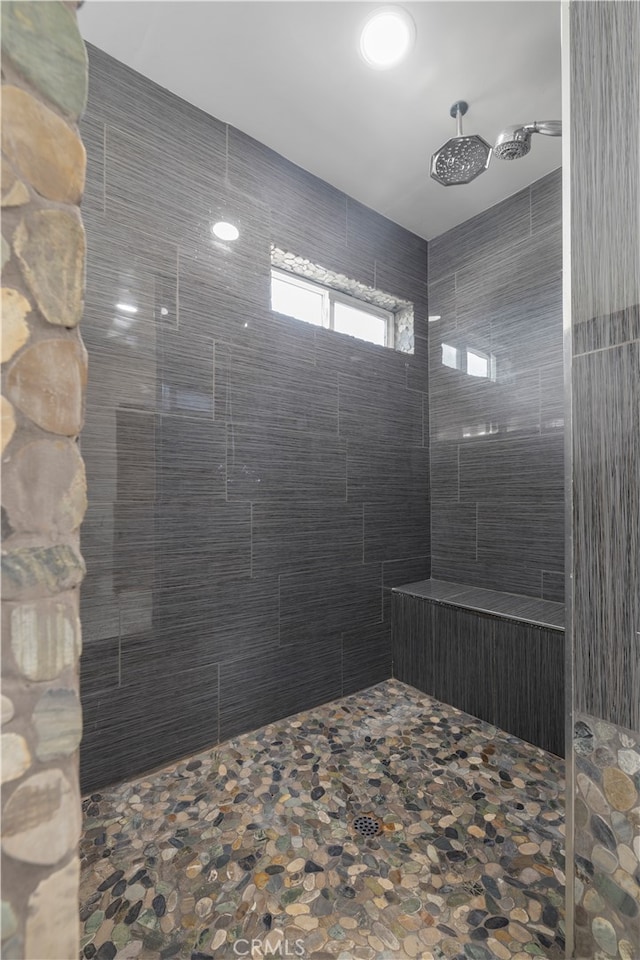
[79, 1, 562, 240]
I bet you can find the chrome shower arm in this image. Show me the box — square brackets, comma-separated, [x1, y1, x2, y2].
[523, 121, 562, 137]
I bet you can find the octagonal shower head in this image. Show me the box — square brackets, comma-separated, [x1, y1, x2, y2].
[430, 101, 492, 186]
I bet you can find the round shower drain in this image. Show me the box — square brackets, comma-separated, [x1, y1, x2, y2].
[353, 814, 383, 838]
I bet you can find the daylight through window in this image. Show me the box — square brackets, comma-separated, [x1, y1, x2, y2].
[271, 268, 394, 348]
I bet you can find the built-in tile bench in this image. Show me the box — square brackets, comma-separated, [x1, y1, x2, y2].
[391, 579, 565, 757]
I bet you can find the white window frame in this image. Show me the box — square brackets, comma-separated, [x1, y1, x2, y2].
[441, 342, 497, 381]
[271, 268, 395, 348]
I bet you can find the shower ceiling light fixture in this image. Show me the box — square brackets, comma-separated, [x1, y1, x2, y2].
[212, 221, 240, 241]
[360, 7, 415, 69]
[430, 101, 492, 186]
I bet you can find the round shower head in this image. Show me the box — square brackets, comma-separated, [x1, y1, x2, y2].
[493, 121, 561, 160]
[493, 125, 532, 161]
[430, 101, 492, 186]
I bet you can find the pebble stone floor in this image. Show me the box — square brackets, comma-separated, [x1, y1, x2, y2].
[79, 680, 566, 960]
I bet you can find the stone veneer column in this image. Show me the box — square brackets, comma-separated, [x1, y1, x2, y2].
[1, 3, 88, 957]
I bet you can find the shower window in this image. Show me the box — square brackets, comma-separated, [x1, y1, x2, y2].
[271, 268, 394, 348]
[441, 342, 497, 380]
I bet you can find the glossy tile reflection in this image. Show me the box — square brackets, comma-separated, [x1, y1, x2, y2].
[428, 171, 564, 600]
[80, 44, 428, 792]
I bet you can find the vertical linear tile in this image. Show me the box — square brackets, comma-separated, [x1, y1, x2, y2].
[391, 595, 564, 755]
[573, 341, 640, 732]
[570, 2, 640, 325]
[570, 6, 640, 954]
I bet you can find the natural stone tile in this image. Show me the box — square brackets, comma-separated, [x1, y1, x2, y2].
[1, 158, 29, 207]
[0, 396, 16, 454]
[1, 1, 88, 118]
[1, 695, 15, 725]
[10, 594, 81, 680]
[1, 732, 31, 782]
[620, 939, 637, 960]
[602, 767, 638, 812]
[618, 748, 640, 776]
[33, 688, 82, 760]
[5, 338, 87, 435]
[13, 209, 85, 328]
[1, 544, 85, 600]
[24, 857, 80, 960]
[2, 438, 86, 534]
[591, 916, 618, 956]
[2, 769, 81, 865]
[1, 288, 30, 362]
[79, 680, 566, 959]
[1, 86, 85, 203]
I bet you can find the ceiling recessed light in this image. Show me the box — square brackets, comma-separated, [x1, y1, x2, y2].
[116, 302, 138, 314]
[360, 7, 415, 70]
[428, 314, 442, 322]
[212, 221, 240, 242]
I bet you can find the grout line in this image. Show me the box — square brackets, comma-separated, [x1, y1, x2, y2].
[250, 502, 253, 579]
[362, 504, 365, 564]
[574, 337, 640, 357]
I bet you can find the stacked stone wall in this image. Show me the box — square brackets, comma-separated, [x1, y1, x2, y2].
[1, 3, 88, 956]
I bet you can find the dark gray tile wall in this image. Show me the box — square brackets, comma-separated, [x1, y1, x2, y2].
[569, 6, 640, 956]
[428, 170, 564, 599]
[571, 1, 640, 735]
[391, 592, 564, 757]
[79, 45, 428, 792]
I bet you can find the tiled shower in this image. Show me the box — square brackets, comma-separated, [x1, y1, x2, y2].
[74, 4, 640, 957]
[79, 44, 564, 795]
